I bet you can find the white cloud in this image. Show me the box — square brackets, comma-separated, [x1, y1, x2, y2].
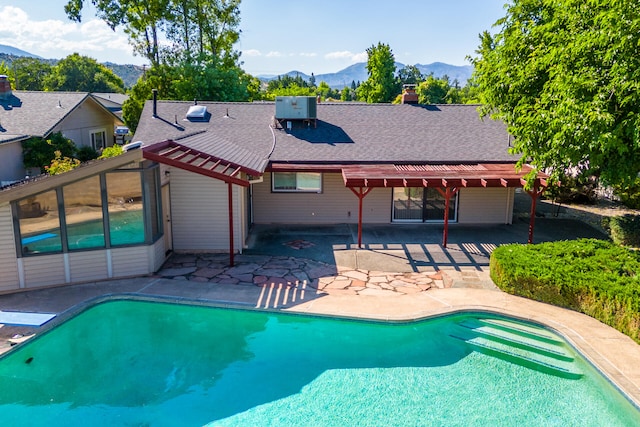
[299, 52, 317, 57]
[0, 6, 139, 63]
[244, 49, 262, 57]
[325, 50, 355, 60]
[266, 51, 283, 58]
[324, 50, 367, 63]
[351, 52, 368, 63]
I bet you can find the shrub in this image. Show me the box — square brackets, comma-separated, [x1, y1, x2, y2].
[603, 215, 640, 248]
[22, 132, 76, 173]
[45, 150, 80, 175]
[99, 144, 124, 159]
[612, 178, 640, 209]
[490, 239, 640, 343]
[75, 145, 100, 162]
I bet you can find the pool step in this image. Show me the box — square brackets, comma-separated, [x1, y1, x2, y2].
[451, 317, 583, 379]
[456, 318, 574, 361]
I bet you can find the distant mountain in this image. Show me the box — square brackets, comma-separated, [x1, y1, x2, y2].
[0, 45, 143, 88]
[103, 62, 144, 88]
[258, 62, 474, 89]
[0, 44, 41, 58]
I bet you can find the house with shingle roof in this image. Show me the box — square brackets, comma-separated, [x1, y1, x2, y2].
[0, 78, 123, 185]
[0, 92, 547, 291]
[135, 94, 547, 258]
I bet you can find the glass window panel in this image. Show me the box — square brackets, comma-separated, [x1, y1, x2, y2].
[273, 172, 321, 192]
[63, 176, 105, 250]
[144, 167, 161, 240]
[296, 172, 321, 191]
[425, 188, 457, 222]
[273, 172, 296, 190]
[17, 190, 62, 254]
[392, 188, 422, 221]
[106, 171, 145, 246]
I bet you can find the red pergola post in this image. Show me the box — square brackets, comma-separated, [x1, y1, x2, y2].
[348, 187, 372, 248]
[435, 187, 459, 248]
[526, 183, 545, 244]
[228, 182, 234, 266]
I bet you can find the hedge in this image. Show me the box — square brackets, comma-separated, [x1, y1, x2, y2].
[602, 215, 640, 248]
[490, 238, 640, 343]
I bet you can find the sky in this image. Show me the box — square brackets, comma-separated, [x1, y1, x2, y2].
[0, 0, 507, 76]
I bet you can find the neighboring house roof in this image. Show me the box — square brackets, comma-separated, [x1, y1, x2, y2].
[133, 100, 516, 173]
[0, 91, 122, 144]
[91, 93, 129, 112]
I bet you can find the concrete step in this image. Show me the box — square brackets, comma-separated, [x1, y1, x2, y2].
[457, 318, 574, 362]
[451, 317, 583, 379]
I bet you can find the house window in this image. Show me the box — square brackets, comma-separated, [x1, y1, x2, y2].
[14, 163, 163, 257]
[90, 129, 107, 150]
[272, 172, 322, 192]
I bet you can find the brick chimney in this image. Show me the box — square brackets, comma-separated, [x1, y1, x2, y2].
[401, 84, 418, 104]
[0, 75, 11, 101]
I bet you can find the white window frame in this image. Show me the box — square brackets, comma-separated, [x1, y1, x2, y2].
[272, 172, 322, 193]
[90, 128, 107, 150]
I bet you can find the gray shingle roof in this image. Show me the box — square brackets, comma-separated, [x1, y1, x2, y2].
[133, 100, 515, 173]
[0, 91, 119, 144]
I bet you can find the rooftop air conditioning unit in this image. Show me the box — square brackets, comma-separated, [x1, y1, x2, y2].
[275, 96, 317, 120]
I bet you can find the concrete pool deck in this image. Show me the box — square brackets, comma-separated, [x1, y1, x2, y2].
[0, 249, 638, 409]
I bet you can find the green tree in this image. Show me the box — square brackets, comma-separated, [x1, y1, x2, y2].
[470, 0, 640, 186]
[416, 75, 451, 104]
[122, 61, 256, 131]
[357, 42, 398, 103]
[11, 57, 52, 91]
[397, 64, 424, 85]
[44, 53, 125, 93]
[66, 0, 168, 67]
[22, 132, 77, 173]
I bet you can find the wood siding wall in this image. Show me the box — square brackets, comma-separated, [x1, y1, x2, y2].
[0, 142, 26, 183]
[112, 246, 154, 277]
[22, 255, 66, 289]
[170, 169, 242, 251]
[69, 251, 109, 283]
[54, 99, 117, 148]
[458, 187, 514, 224]
[252, 173, 392, 224]
[0, 201, 164, 291]
[0, 205, 19, 291]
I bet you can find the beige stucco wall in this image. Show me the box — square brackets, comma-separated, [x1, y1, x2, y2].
[457, 187, 514, 224]
[252, 173, 392, 224]
[252, 173, 515, 225]
[169, 169, 243, 251]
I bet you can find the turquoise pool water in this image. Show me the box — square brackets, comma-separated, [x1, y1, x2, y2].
[0, 300, 637, 426]
[21, 210, 144, 253]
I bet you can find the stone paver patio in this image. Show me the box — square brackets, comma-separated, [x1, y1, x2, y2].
[156, 253, 454, 297]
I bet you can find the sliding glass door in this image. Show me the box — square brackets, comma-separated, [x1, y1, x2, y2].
[392, 188, 457, 222]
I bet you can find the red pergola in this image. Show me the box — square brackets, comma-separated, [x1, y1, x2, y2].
[341, 163, 549, 248]
[143, 140, 263, 266]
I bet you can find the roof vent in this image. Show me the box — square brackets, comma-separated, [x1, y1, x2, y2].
[186, 105, 209, 121]
[275, 96, 317, 120]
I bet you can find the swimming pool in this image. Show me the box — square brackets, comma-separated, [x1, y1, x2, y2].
[0, 300, 638, 426]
